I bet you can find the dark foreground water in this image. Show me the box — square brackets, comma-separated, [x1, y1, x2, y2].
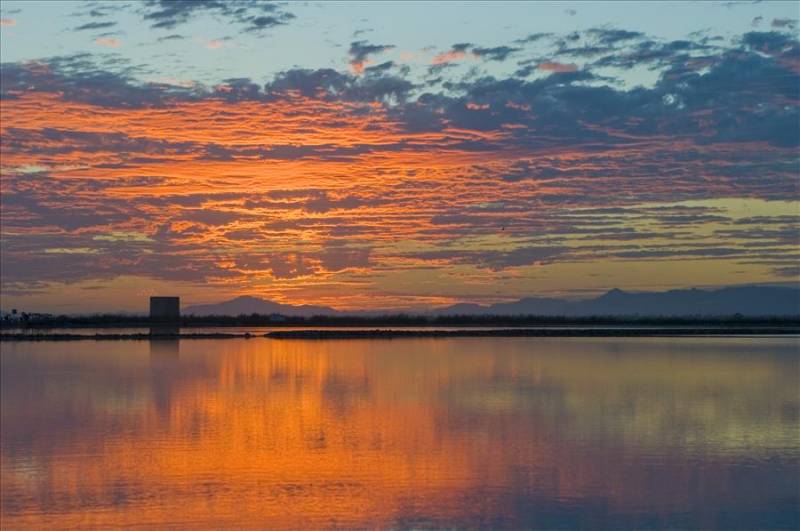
[1, 337, 798, 529]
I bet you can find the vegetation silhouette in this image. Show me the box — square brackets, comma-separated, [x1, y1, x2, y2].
[2, 312, 798, 330]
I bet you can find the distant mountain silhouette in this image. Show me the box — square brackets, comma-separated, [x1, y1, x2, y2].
[184, 296, 337, 316]
[185, 287, 799, 317]
[433, 286, 800, 317]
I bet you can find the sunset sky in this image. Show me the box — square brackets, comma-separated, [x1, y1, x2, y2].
[1, 0, 798, 313]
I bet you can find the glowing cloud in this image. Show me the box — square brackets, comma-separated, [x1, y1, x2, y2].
[94, 37, 121, 48]
[0, 17, 798, 311]
[537, 61, 578, 72]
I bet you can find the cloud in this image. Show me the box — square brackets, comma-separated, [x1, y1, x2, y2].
[348, 40, 395, 74]
[740, 31, 799, 56]
[471, 46, 520, 61]
[138, 0, 295, 32]
[537, 61, 579, 73]
[589, 37, 713, 68]
[0, 27, 798, 298]
[773, 265, 800, 278]
[95, 37, 121, 48]
[586, 28, 644, 45]
[431, 49, 472, 65]
[515, 33, 552, 45]
[247, 14, 294, 31]
[364, 61, 396, 75]
[0, 18, 16, 26]
[75, 21, 117, 31]
[265, 67, 414, 103]
[0, 55, 206, 107]
[157, 34, 185, 41]
[771, 18, 797, 29]
[318, 245, 371, 272]
[409, 246, 569, 271]
[431, 42, 475, 66]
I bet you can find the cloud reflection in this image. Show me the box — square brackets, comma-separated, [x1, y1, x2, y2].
[1, 338, 798, 528]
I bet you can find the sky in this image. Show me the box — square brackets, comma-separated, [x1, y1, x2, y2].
[0, 0, 798, 313]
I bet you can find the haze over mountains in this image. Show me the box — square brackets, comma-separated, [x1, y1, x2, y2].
[185, 286, 800, 317]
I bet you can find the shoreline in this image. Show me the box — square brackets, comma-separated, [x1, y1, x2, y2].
[1, 328, 799, 341]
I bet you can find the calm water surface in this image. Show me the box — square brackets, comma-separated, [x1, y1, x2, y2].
[1, 337, 798, 529]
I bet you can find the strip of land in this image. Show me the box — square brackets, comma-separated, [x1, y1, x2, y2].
[265, 328, 800, 339]
[0, 333, 247, 341]
[1, 328, 798, 341]
[4, 315, 798, 329]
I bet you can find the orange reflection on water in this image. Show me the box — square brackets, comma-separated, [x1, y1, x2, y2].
[1, 338, 799, 528]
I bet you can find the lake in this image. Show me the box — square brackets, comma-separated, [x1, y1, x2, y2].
[1, 337, 798, 529]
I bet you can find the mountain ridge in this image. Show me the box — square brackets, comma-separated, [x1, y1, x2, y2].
[184, 295, 338, 317]
[435, 286, 800, 316]
[184, 286, 800, 317]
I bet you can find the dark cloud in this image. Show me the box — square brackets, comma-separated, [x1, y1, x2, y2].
[265, 67, 414, 103]
[304, 192, 366, 213]
[0, 55, 199, 108]
[740, 30, 799, 56]
[74, 21, 117, 31]
[410, 246, 569, 271]
[1, 180, 133, 232]
[554, 44, 616, 58]
[349, 41, 395, 61]
[264, 253, 316, 279]
[590, 37, 714, 68]
[586, 28, 645, 45]
[318, 245, 371, 272]
[364, 61, 396, 75]
[773, 265, 800, 278]
[514, 33, 553, 45]
[734, 215, 800, 226]
[771, 18, 797, 29]
[3, 127, 201, 156]
[348, 40, 395, 73]
[139, 0, 295, 32]
[157, 34, 185, 41]
[70, 3, 128, 20]
[179, 209, 250, 226]
[471, 46, 520, 61]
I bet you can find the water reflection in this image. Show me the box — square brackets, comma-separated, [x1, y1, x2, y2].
[149, 338, 180, 361]
[1, 338, 798, 529]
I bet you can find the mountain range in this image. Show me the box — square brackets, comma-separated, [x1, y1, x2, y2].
[184, 296, 337, 317]
[184, 286, 800, 317]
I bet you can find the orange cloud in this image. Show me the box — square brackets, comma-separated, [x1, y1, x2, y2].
[0, 18, 16, 26]
[1, 48, 797, 310]
[95, 37, 121, 48]
[537, 61, 578, 73]
[350, 60, 368, 74]
[431, 50, 473, 65]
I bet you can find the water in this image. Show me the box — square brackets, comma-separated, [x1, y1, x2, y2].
[1, 337, 798, 529]
[3, 324, 779, 336]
